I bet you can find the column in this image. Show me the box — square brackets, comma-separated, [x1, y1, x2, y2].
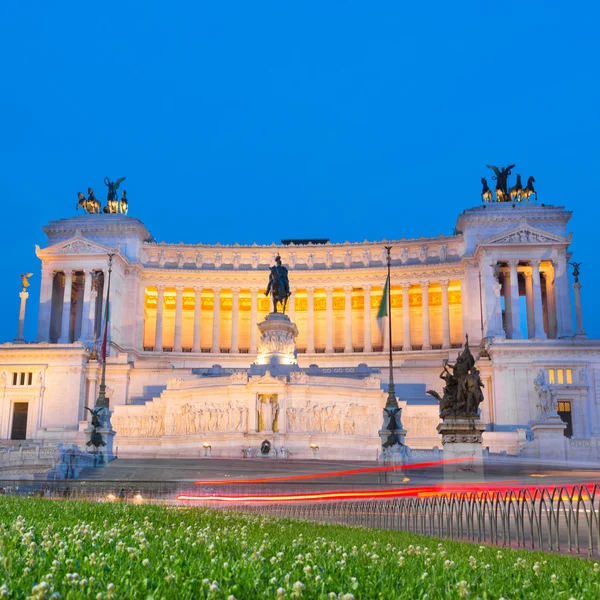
[231, 287, 240, 353]
[306, 287, 315, 353]
[14, 291, 29, 342]
[58, 270, 73, 343]
[531, 260, 547, 339]
[420, 280, 431, 350]
[89, 289, 98, 345]
[192, 287, 202, 353]
[574, 282, 586, 337]
[508, 260, 523, 339]
[325, 286, 334, 353]
[402, 282, 411, 352]
[249, 288, 258, 354]
[545, 269, 558, 339]
[344, 285, 353, 353]
[173, 284, 184, 352]
[363, 285, 372, 353]
[502, 271, 512, 336]
[100, 268, 110, 340]
[154, 285, 165, 352]
[35, 267, 54, 342]
[135, 283, 146, 351]
[211, 287, 221, 353]
[524, 271, 535, 339]
[555, 250, 573, 337]
[80, 270, 93, 341]
[287, 287, 296, 323]
[440, 280, 451, 350]
[493, 281, 505, 339]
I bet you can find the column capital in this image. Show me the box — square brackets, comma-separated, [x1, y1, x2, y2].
[343, 285, 353, 294]
[249, 287, 259, 295]
[84, 268, 96, 278]
[362, 284, 372, 293]
[306, 286, 315, 294]
[324, 285, 335, 294]
[156, 284, 166, 293]
[439, 279, 450, 289]
[194, 285, 203, 294]
[419, 280, 430, 290]
[508, 259, 520, 268]
[213, 286, 222, 294]
[231, 287, 241, 296]
[401, 281, 411, 291]
[63, 269, 75, 278]
[174, 284, 185, 293]
[530, 259, 542, 269]
[524, 271, 533, 281]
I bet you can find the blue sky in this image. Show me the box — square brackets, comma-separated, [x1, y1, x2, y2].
[0, 1, 598, 341]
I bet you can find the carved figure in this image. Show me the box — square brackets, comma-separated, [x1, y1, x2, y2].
[85, 407, 106, 448]
[521, 176, 537, 202]
[570, 261, 582, 283]
[77, 191, 101, 214]
[481, 178, 493, 203]
[261, 439, 271, 455]
[20, 273, 33, 291]
[103, 177, 126, 213]
[509, 174, 523, 202]
[265, 255, 291, 313]
[119, 190, 128, 214]
[426, 335, 484, 418]
[486, 164, 515, 202]
[533, 369, 556, 417]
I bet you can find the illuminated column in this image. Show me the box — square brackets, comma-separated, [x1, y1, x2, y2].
[36, 267, 54, 342]
[14, 290, 29, 343]
[173, 285, 184, 352]
[574, 281, 586, 337]
[134, 282, 145, 350]
[502, 270, 512, 336]
[555, 250, 572, 337]
[344, 285, 353, 353]
[493, 281, 505, 339]
[421, 280, 431, 350]
[154, 285, 165, 351]
[211, 287, 221, 353]
[100, 267, 110, 341]
[287, 287, 296, 323]
[88, 289, 98, 344]
[402, 282, 411, 352]
[79, 270, 93, 341]
[249, 287, 258, 354]
[531, 260, 547, 339]
[192, 286, 202, 353]
[508, 260, 523, 339]
[325, 286, 334, 353]
[231, 287, 240, 353]
[363, 285, 372, 353]
[440, 279, 451, 350]
[306, 286, 315, 353]
[524, 271, 535, 339]
[545, 269, 557, 338]
[58, 270, 73, 343]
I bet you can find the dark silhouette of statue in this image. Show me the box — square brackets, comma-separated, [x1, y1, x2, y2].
[104, 177, 126, 213]
[265, 255, 291, 313]
[570, 262, 582, 283]
[486, 165, 515, 202]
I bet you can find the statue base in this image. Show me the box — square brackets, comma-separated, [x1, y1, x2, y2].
[437, 417, 486, 482]
[529, 415, 567, 464]
[84, 412, 116, 464]
[255, 313, 299, 367]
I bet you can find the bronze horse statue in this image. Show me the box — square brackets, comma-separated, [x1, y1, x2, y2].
[103, 177, 126, 213]
[509, 174, 523, 202]
[265, 255, 291, 314]
[76, 189, 101, 214]
[487, 164, 515, 202]
[119, 190, 129, 214]
[521, 176, 537, 201]
[481, 178, 493, 202]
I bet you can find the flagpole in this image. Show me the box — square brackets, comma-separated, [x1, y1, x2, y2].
[95, 253, 115, 411]
[384, 246, 397, 409]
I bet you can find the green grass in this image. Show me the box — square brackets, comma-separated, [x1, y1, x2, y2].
[0, 497, 597, 599]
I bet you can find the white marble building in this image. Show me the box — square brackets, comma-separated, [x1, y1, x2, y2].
[0, 201, 598, 461]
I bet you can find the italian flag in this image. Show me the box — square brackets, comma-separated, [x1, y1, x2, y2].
[376, 275, 389, 334]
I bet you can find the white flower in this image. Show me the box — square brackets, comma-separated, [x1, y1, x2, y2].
[551, 574, 557, 584]
[142, 558, 150, 568]
[276, 588, 286, 599]
[456, 581, 468, 598]
[292, 581, 305, 597]
[227, 596, 236, 600]
[341, 595, 355, 600]
[421, 572, 428, 580]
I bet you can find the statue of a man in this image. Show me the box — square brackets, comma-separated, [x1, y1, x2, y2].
[265, 255, 291, 313]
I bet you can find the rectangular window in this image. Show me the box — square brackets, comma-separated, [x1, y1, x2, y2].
[12, 373, 17, 386]
[557, 370, 564, 384]
[20, 373, 25, 386]
[566, 369, 573, 384]
[548, 369, 555, 384]
[557, 400, 573, 438]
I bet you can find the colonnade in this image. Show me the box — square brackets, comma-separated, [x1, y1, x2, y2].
[143, 280, 461, 354]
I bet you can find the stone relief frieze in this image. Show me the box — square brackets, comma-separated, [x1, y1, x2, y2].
[55, 240, 107, 255]
[286, 402, 377, 436]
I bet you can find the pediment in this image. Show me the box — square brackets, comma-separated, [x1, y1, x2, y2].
[476, 220, 569, 247]
[36, 233, 118, 258]
[248, 371, 287, 387]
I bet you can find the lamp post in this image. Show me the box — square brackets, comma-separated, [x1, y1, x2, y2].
[95, 253, 115, 412]
[384, 246, 398, 411]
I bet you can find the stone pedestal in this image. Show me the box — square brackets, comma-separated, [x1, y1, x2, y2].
[530, 415, 567, 464]
[379, 403, 410, 483]
[438, 418, 486, 482]
[255, 313, 299, 366]
[84, 412, 116, 464]
[573, 282, 586, 338]
[14, 291, 28, 343]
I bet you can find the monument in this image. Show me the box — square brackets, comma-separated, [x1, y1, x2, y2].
[427, 336, 486, 480]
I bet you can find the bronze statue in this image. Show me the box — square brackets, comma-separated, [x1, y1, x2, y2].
[265, 255, 291, 313]
[119, 190, 128, 214]
[509, 173, 523, 202]
[77, 191, 101, 214]
[20, 273, 33, 291]
[481, 178, 493, 203]
[570, 261, 582, 283]
[427, 335, 484, 418]
[85, 407, 106, 448]
[104, 177, 126, 213]
[520, 176, 537, 201]
[486, 164, 515, 202]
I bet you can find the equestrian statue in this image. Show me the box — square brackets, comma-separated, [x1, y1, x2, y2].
[486, 164, 515, 202]
[103, 177, 126, 213]
[265, 254, 291, 314]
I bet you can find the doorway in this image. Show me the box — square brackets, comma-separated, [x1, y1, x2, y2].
[557, 400, 573, 438]
[11, 402, 29, 440]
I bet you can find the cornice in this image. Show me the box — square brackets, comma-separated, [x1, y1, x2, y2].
[43, 215, 151, 240]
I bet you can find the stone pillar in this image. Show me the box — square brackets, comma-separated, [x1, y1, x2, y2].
[36, 267, 54, 342]
[531, 260, 547, 339]
[306, 287, 315, 353]
[80, 270, 93, 341]
[325, 286, 334, 353]
[421, 280, 431, 350]
[402, 282, 411, 352]
[250, 287, 258, 354]
[288, 287, 296, 323]
[100, 268, 110, 342]
[135, 282, 146, 351]
[14, 291, 29, 342]
[192, 286, 202, 353]
[524, 271, 535, 339]
[344, 285, 353, 353]
[574, 282, 586, 337]
[89, 289, 98, 345]
[493, 281, 505, 339]
[154, 285, 165, 352]
[211, 287, 221, 353]
[502, 271, 512, 336]
[508, 260, 523, 339]
[440, 279, 451, 350]
[363, 285, 372, 353]
[173, 284, 184, 352]
[58, 270, 73, 343]
[555, 250, 572, 337]
[545, 269, 558, 339]
[231, 287, 240, 353]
